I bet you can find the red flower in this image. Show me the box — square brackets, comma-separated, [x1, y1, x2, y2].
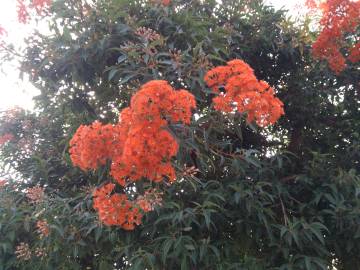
[70, 80, 196, 229]
[31, 0, 52, 14]
[0, 133, 14, 146]
[17, 0, 52, 24]
[349, 42, 360, 63]
[162, 0, 171, 6]
[136, 188, 163, 212]
[0, 26, 7, 36]
[36, 219, 50, 238]
[309, 0, 360, 73]
[70, 80, 195, 186]
[92, 184, 143, 229]
[69, 121, 118, 171]
[0, 179, 7, 188]
[204, 59, 284, 127]
[16, 0, 30, 24]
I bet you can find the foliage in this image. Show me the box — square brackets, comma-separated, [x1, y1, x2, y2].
[0, 0, 360, 269]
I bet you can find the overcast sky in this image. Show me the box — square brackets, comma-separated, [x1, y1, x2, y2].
[0, 0, 301, 111]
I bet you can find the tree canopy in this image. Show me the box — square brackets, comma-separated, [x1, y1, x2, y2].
[0, 0, 359, 269]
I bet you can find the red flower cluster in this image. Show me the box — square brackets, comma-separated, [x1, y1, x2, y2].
[349, 42, 360, 63]
[69, 122, 116, 171]
[113, 81, 195, 185]
[0, 26, 7, 36]
[204, 59, 284, 127]
[93, 184, 164, 229]
[17, 0, 52, 24]
[151, 0, 171, 6]
[70, 80, 196, 229]
[0, 179, 7, 188]
[32, 0, 52, 13]
[162, 0, 171, 5]
[136, 188, 163, 212]
[70, 80, 196, 185]
[309, 0, 360, 73]
[17, 0, 29, 24]
[93, 183, 143, 230]
[0, 133, 14, 146]
[36, 219, 50, 238]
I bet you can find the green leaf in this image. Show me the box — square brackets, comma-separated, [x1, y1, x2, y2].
[181, 256, 188, 270]
[108, 69, 118, 81]
[95, 227, 102, 243]
[162, 238, 173, 264]
[185, 244, 195, 251]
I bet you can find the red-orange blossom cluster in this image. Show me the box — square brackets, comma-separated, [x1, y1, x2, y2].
[0, 133, 14, 146]
[70, 80, 196, 185]
[92, 184, 163, 229]
[308, 0, 360, 73]
[70, 80, 196, 229]
[92, 183, 143, 229]
[70, 62, 285, 229]
[204, 59, 284, 127]
[17, 0, 52, 24]
[151, 0, 171, 6]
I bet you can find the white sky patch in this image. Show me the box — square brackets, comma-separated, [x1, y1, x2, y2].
[0, 0, 301, 111]
[0, 0, 40, 111]
[265, 0, 302, 12]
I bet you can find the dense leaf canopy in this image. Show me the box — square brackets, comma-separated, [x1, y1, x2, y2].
[0, 0, 359, 269]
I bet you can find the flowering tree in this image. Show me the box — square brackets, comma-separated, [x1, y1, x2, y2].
[0, 0, 360, 269]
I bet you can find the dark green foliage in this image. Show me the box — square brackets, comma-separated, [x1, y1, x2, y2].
[0, 0, 359, 269]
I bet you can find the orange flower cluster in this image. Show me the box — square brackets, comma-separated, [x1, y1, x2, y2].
[204, 59, 284, 127]
[69, 122, 116, 171]
[36, 219, 50, 238]
[151, 0, 171, 6]
[136, 188, 163, 212]
[0, 179, 7, 188]
[309, 0, 360, 73]
[70, 80, 196, 229]
[93, 183, 143, 230]
[0, 133, 13, 146]
[113, 81, 195, 185]
[349, 42, 360, 63]
[17, 0, 29, 24]
[17, 0, 51, 24]
[70, 80, 196, 186]
[32, 0, 52, 13]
